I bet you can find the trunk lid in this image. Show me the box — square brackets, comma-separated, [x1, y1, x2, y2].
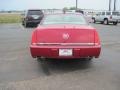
[36, 25, 95, 45]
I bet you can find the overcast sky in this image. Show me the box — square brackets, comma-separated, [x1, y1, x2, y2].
[0, 0, 120, 10]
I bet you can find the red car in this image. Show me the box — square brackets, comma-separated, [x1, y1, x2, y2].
[30, 13, 101, 60]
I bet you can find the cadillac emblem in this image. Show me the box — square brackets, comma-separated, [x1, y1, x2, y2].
[63, 33, 69, 40]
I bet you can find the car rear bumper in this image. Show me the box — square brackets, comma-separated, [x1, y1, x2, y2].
[30, 45, 101, 59]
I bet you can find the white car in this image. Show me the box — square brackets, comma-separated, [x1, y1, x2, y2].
[92, 11, 120, 25]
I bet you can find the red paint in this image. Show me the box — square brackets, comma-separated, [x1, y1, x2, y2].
[30, 24, 101, 59]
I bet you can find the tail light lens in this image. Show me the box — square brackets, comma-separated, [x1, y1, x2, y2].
[94, 31, 100, 45]
[31, 30, 37, 45]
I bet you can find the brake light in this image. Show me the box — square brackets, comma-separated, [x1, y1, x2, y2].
[94, 31, 100, 45]
[31, 30, 37, 45]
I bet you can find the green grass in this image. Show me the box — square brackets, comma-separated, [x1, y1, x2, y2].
[0, 13, 22, 23]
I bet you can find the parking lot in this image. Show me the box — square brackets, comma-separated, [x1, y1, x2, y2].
[0, 23, 120, 90]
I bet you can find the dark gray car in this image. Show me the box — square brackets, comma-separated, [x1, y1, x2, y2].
[22, 9, 44, 27]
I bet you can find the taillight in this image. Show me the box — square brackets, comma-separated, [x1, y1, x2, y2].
[110, 16, 112, 19]
[94, 31, 100, 45]
[31, 30, 37, 45]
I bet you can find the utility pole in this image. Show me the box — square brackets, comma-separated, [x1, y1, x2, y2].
[114, 0, 116, 11]
[109, 0, 111, 11]
[76, 0, 78, 10]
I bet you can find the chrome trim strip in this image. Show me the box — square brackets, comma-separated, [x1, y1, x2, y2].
[36, 43, 95, 46]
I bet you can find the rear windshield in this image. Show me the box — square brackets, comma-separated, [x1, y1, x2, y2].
[42, 14, 87, 25]
[28, 10, 43, 15]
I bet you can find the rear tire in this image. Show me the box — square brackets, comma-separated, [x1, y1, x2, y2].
[113, 22, 118, 25]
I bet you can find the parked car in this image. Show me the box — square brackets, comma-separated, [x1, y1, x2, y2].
[30, 13, 101, 60]
[22, 9, 44, 27]
[92, 11, 120, 25]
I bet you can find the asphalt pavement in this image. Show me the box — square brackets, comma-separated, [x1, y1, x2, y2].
[0, 23, 120, 90]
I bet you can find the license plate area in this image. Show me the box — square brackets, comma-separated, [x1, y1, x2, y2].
[59, 49, 73, 56]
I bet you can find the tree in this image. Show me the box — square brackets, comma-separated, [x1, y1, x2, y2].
[69, 7, 76, 10]
[63, 7, 69, 10]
